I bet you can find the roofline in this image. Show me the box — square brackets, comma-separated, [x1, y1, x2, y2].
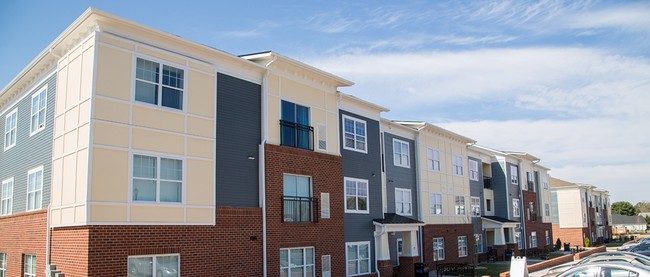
[338, 92, 389, 112]
[393, 121, 476, 144]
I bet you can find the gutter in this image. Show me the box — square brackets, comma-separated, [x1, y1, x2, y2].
[261, 55, 276, 277]
[373, 224, 388, 277]
[413, 128, 424, 263]
[45, 204, 52, 276]
[517, 158, 527, 254]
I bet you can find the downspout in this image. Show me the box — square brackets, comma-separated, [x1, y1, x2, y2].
[374, 225, 388, 277]
[45, 204, 52, 276]
[517, 158, 527, 255]
[413, 128, 424, 263]
[261, 55, 276, 277]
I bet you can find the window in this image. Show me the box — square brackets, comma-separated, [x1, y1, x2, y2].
[397, 239, 403, 256]
[0, 253, 6, 277]
[545, 203, 550, 217]
[455, 196, 465, 215]
[345, 178, 368, 213]
[1, 178, 13, 215]
[427, 148, 440, 171]
[30, 87, 47, 135]
[433, 238, 445, 261]
[4, 109, 17, 150]
[322, 255, 331, 277]
[128, 254, 179, 277]
[393, 139, 410, 168]
[471, 197, 481, 217]
[346, 242, 370, 276]
[281, 247, 315, 277]
[458, 236, 468, 257]
[510, 165, 518, 185]
[343, 115, 367, 153]
[468, 159, 479, 181]
[430, 193, 443, 215]
[486, 199, 492, 212]
[516, 231, 523, 250]
[543, 175, 549, 189]
[474, 234, 483, 254]
[24, 254, 36, 277]
[512, 199, 520, 217]
[452, 155, 463, 176]
[530, 231, 538, 248]
[395, 188, 412, 216]
[135, 58, 184, 110]
[281, 100, 312, 150]
[26, 167, 43, 211]
[546, 230, 551, 245]
[132, 155, 183, 203]
[283, 174, 313, 222]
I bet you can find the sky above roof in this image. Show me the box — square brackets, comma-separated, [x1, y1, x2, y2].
[1, 0, 648, 203]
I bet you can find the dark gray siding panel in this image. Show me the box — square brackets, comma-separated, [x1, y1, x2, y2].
[216, 73, 261, 207]
[492, 162, 508, 219]
[340, 110, 382, 272]
[384, 133, 418, 220]
[468, 157, 483, 235]
[506, 162, 521, 221]
[0, 74, 55, 214]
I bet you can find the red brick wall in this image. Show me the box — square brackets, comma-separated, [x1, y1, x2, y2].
[0, 210, 47, 277]
[552, 223, 588, 247]
[265, 144, 345, 277]
[523, 191, 553, 253]
[50, 207, 263, 277]
[422, 223, 474, 268]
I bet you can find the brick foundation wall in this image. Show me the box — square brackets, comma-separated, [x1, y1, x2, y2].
[422, 223, 474, 268]
[552, 224, 588, 248]
[377, 259, 393, 277]
[50, 207, 263, 277]
[522, 191, 554, 254]
[265, 144, 345, 277]
[0, 210, 47, 277]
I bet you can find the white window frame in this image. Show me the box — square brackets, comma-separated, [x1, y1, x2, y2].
[281, 247, 315, 277]
[344, 177, 369, 214]
[545, 203, 550, 217]
[128, 253, 180, 277]
[133, 57, 186, 111]
[474, 234, 483, 254]
[0, 252, 6, 276]
[342, 115, 367, 153]
[470, 197, 481, 217]
[426, 148, 440, 171]
[429, 193, 443, 215]
[131, 153, 184, 204]
[543, 175, 549, 189]
[485, 199, 492, 212]
[395, 188, 412, 216]
[397, 238, 403, 256]
[530, 231, 538, 248]
[468, 159, 479, 181]
[452, 155, 463, 176]
[455, 195, 466, 216]
[4, 108, 17, 150]
[392, 138, 410, 168]
[513, 198, 520, 218]
[346, 241, 371, 276]
[26, 166, 43, 211]
[510, 165, 519, 185]
[516, 231, 523, 249]
[24, 254, 36, 277]
[433, 237, 445, 261]
[458, 236, 468, 257]
[1, 178, 13, 216]
[546, 230, 551, 245]
[29, 86, 47, 136]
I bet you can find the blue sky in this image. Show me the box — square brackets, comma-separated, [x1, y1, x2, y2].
[2, 0, 649, 203]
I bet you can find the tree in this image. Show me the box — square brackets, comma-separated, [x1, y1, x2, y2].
[645, 215, 650, 225]
[635, 201, 650, 213]
[612, 201, 636, 216]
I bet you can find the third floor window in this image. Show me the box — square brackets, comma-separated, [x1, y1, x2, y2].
[281, 100, 313, 150]
[342, 115, 367, 153]
[135, 58, 184, 110]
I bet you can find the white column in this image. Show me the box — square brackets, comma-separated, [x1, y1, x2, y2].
[495, 227, 506, 245]
[376, 230, 391, 260]
[402, 231, 419, 257]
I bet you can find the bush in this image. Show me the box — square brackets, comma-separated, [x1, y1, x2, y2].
[556, 238, 562, 250]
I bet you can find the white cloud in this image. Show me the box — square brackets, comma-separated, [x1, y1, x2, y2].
[564, 3, 650, 33]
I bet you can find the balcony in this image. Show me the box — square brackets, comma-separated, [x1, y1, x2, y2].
[483, 176, 493, 189]
[280, 120, 314, 150]
[527, 181, 535, 192]
[282, 196, 317, 223]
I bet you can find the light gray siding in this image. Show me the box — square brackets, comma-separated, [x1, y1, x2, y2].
[0, 73, 55, 214]
[383, 133, 418, 220]
[216, 73, 261, 207]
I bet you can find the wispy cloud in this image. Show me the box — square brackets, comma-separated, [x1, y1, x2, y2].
[218, 21, 281, 38]
[307, 12, 359, 33]
[564, 3, 650, 33]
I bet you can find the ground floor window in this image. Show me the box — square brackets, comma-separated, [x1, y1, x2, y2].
[433, 237, 445, 261]
[474, 234, 483, 254]
[546, 230, 551, 245]
[128, 254, 179, 277]
[1, 253, 6, 277]
[24, 254, 36, 277]
[346, 241, 370, 276]
[458, 236, 468, 257]
[530, 231, 538, 248]
[281, 247, 315, 277]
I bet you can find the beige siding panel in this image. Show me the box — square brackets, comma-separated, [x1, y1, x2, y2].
[186, 159, 214, 206]
[281, 79, 325, 108]
[51, 159, 63, 206]
[186, 70, 215, 117]
[187, 116, 213, 138]
[75, 205, 86, 224]
[60, 206, 75, 225]
[98, 33, 136, 51]
[131, 105, 184, 133]
[56, 66, 68, 117]
[80, 45, 94, 101]
[54, 115, 65, 138]
[90, 148, 129, 202]
[130, 205, 184, 223]
[64, 106, 79, 133]
[63, 130, 78, 155]
[137, 47, 185, 66]
[90, 204, 128, 222]
[187, 137, 213, 159]
[95, 44, 132, 101]
[78, 99, 91, 125]
[50, 209, 61, 226]
[93, 122, 129, 148]
[75, 149, 89, 203]
[188, 60, 213, 73]
[61, 154, 77, 205]
[267, 95, 280, 145]
[131, 128, 185, 155]
[93, 98, 130, 124]
[268, 75, 280, 95]
[66, 55, 82, 110]
[77, 123, 90, 149]
[186, 208, 213, 223]
[53, 136, 64, 159]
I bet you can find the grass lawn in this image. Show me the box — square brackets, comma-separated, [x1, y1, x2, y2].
[475, 263, 511, 277]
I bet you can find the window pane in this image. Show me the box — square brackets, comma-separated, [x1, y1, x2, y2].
[280, 268, 289, 277]
[280, 250, 289, 267]
[305, 248, 313, 264]
[161, 87, 182, 110]
[162, 65, 184, 89]
[156, 256, 179, 277]
[281, 101, 296, 122]
[290, 267, 303, 277]
[136, 58, 159, 83]
[283, 175, 297, 196]
[358, 197, 367, 210]
[306, 265, 314, 277]
[296, 105, 309, 125]
[295, 176, 310, 197]
[128, 257, 153, 277]
[134, 155, 156, 178]
[347, 261, 358, 275]
[347, 196, 357, 210]
[160, 181, 181, 202]
[133, 179, 156, 201]
[135, 81, 158, 105]
[291, 249, 304, 266]
[359, 258, 369, 273]
[347, 245, 358, 260]
[160, 158, 182, 181]
[359, 244, 369, 259]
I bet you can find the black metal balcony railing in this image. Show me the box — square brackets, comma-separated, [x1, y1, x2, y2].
[527, 181, 535, 192]
[282, 196, 317, 223]
[280, 120, 314, 150]
[529, 211, 538, 222]
[483, 176, 493, 189]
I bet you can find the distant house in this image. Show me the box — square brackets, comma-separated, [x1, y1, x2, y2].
[612, 214, 647, 233]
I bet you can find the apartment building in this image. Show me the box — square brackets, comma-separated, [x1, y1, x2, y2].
[551, 178, 612, 247]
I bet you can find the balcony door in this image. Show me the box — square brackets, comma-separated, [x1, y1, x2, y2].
[281, 100, 311, 149]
